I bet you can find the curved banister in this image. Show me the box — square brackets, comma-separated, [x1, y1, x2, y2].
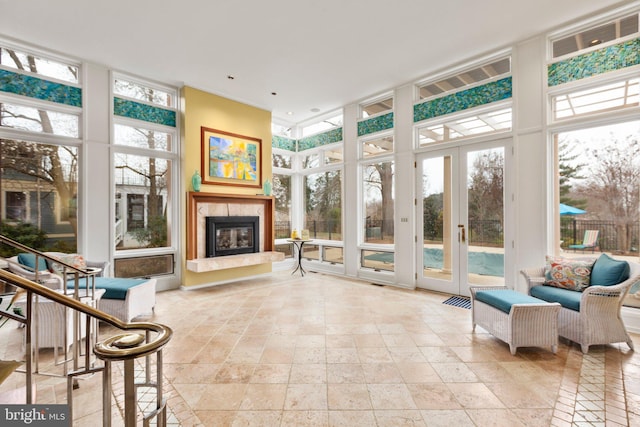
[0, 235, 101, 277]
[0, 236, 172, 425]
[0, 269, 173, 360]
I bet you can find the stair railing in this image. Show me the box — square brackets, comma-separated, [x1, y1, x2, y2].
[0, 239, 172, 426]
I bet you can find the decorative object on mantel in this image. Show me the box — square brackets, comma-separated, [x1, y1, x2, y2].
[200, 126, 262, 188]
[191, 170, 201, 192]
[263, 178, 272, 196]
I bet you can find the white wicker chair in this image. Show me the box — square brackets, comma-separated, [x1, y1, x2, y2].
[521, 257, 639, 353]
[6, 256, 64, 290]
[97, 278, 157, 323]
[13, 289, 105, 350]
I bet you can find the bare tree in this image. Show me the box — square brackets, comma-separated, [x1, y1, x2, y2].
[577, 134, 640, 252]
[467, 150, 504, 245]
[363, 162, 394, 240]
[305, 170, 341, 238]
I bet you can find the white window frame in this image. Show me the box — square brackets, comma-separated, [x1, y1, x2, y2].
[545, 4, 640, 257]
[110, 72, 180, 262]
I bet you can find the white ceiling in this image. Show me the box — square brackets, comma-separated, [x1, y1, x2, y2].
[0, 0, 627, 125]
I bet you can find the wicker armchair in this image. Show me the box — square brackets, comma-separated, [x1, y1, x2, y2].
[521, 257, 639, 353]
[6, 256, 64, 290]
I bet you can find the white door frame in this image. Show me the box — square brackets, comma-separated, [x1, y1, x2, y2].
[415, 137, 513, 296]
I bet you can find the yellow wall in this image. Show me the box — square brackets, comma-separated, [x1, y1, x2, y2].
[181, 86, 272, 287]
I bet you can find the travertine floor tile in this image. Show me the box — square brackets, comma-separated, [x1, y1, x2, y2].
[2, 271, 639, 426]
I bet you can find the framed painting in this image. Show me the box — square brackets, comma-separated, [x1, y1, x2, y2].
[200, 127, 262, 188]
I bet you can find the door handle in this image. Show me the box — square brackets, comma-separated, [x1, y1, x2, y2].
[458, 224, 466, 243]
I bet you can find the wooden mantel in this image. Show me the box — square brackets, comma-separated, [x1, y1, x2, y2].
[186, 192, 276, 262]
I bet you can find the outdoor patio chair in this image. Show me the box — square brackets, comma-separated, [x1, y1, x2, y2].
[568, 230, 599, 253]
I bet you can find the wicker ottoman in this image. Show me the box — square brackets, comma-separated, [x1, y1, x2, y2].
[470, 286, 561, 355]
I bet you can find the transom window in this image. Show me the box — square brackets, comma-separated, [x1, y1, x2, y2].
[417, 108, 512, 146]
[551, 77, 639, 121]
[302, 145, 342, 169]
[324, 147, 343, 165]
[361, 96, 393, 118]
[114, 124, 174, 152]
[361, 134, 394, 158]
[113, 77, 176, 108]
[301, 113, 343, 137]
[417, 57, 510, 100]
[552, 12, 639, 58]
[0, 46, 79, 83]
[272, 123, 292, 137]
[1, 101, 79, 138]
[273, 151, 292, 169]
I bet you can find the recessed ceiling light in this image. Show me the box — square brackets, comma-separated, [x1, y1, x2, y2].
[589, 39, 602, 46]
[310, 108, 320, 113]
[287, 111, 294, 115]
[227, 75, 235, 80]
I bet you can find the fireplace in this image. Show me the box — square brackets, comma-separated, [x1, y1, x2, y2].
[205, 216, 260, 257]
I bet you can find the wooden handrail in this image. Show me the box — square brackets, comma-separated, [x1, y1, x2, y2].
[0, 235, 98, 276]
[0, 236, 173, 425]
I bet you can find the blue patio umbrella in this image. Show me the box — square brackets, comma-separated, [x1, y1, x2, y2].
[559, 203, 586, 215]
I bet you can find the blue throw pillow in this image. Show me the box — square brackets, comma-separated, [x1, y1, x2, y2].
[17, 253, 48, 271]
[590, 253, 630, 286]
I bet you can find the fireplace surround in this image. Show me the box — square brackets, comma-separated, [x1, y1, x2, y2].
[186, 192, 283, 272]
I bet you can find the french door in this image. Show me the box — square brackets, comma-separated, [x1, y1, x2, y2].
[416, 138, 511, 296]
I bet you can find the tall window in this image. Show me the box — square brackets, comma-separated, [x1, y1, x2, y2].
[362, 161, 395, 244]
[112, 75, 178, 270]
[548, 10, 640, 270]
[304, 170, 342, 241]
[554, 122, 639, 255]
[0, 44, 81, 252]
[114, 152, 171, 249]
[358, 88, 395, 270]
[273, 173, 291, 239]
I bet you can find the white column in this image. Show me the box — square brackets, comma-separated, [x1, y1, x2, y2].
[81, 62, 111, 270]
[342, 103, 359, 278]
[393, 84, 416, 288]
[512, 35, 548, 291]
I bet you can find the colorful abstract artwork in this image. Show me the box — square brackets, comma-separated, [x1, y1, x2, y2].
[200, 127, 262, 188]
[209, 136, 257, 180]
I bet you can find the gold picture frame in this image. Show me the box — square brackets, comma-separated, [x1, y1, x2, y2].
[200, 127, 262, 188]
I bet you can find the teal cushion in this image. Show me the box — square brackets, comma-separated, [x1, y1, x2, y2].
[67, 277, 147, 300]
[17, 253, 48, 271]
[530, 285, 581, 312]
[475, 289, 547, 314]
[590, 253, 630, 286]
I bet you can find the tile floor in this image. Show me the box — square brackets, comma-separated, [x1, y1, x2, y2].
[1, 271, 640, 426]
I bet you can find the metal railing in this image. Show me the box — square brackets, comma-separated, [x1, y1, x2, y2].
[0, 236, 172, 426]
[560, 218, 640, 254]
